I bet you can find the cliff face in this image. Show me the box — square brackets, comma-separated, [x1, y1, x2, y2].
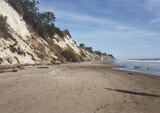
[0, 0, 113, 66]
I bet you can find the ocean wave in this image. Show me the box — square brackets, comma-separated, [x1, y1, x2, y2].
[110, 59, 160, 76]
[124, 59, 160, 63]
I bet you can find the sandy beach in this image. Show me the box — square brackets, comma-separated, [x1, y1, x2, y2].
[0, 61, 160, 113]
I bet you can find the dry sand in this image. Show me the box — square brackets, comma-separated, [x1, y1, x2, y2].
[0, 61, 160, 113]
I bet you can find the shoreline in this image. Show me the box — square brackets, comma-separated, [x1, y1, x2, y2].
[1, 59, 159, 77]
[0, 61, 160, 113]
[109, 59, 160, 77]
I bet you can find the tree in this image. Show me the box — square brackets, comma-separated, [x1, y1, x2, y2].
[55, 27, 64, 37]
[108, 54, 114, 58]
[102, 52, 107, 55]
[6, 0, 67, 40]
[80, 43, 85, 48]
[85, 47, 93, 53]
[6, 0, 24, 16]
[45, 23, 55, 37]
[73, 41, 76, 44]
[64, 29, 71, 37]
[39, 12, 56, 24]
[94, 51, 102, 56]
[35, 23, 48, 38]
[6, 0, 39, 23]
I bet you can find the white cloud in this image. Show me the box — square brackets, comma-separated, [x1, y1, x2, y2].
[55, 11, 137, 31]
[149, 18, 160, 24]
[145, 0, 160, 10]
[55, 11, 114, 25]
[39, 0, 160, 58]
[131, 44, 151, 48]
[54, 10, 160, 41]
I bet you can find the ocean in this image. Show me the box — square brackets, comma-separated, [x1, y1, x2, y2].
[108, 58, 160, 76]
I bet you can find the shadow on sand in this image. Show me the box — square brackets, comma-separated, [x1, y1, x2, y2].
[105, 88, 160, 98]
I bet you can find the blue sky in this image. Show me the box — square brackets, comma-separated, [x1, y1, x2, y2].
[38, 0, 160, 59]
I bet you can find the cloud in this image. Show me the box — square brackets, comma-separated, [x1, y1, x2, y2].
[39, 0, 75, 12]
[55, 11, 114, 25]
[131, 44, 151, 48]
[149, 18, 160, 24]
[54, 10, 160, 41]
[55, 11, 136, 30]
[74, 30, 160, 40]
[39, 0, 160, 59]
[145, 0, 160, 10]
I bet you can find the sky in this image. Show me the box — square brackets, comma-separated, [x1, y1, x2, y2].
[38, 0, 160, 59]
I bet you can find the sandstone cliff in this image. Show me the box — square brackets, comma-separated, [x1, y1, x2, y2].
[0, 0, 114, 66]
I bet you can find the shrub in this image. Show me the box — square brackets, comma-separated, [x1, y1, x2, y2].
[61, 50, 80, 62]
[94, 51, 102, 56]
[55, 27, 64, 37]
[63, 29, 71, 37]
[45, 23, 55, 37]
[108, 54, 114, 58]
[0, 15, 12, 39]
[80, 43, 85, 48]
[102, 52, 107, 56]
[85, 47, 93, 53]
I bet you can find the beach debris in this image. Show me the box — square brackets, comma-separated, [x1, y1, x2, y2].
[17, 65, 21, 68]
[17, 65, 25, 70]
[12, 69, 17, 72]
[25, 66, 34, 69]
[128, 73, 134, 75]
[37, 67, 49, 69]
[134, 66, 140, 69]
[0, 71, 5, 73]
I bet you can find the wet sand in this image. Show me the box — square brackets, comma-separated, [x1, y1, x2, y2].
[0, 61, 160, 113]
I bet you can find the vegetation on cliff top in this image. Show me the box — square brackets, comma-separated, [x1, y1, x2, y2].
[2, 0, 114, 63]
[79, 43, 113, 57]
[5, 0, 64, 39]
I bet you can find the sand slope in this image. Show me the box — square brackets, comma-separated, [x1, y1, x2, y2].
[0, 62, 160, 113]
